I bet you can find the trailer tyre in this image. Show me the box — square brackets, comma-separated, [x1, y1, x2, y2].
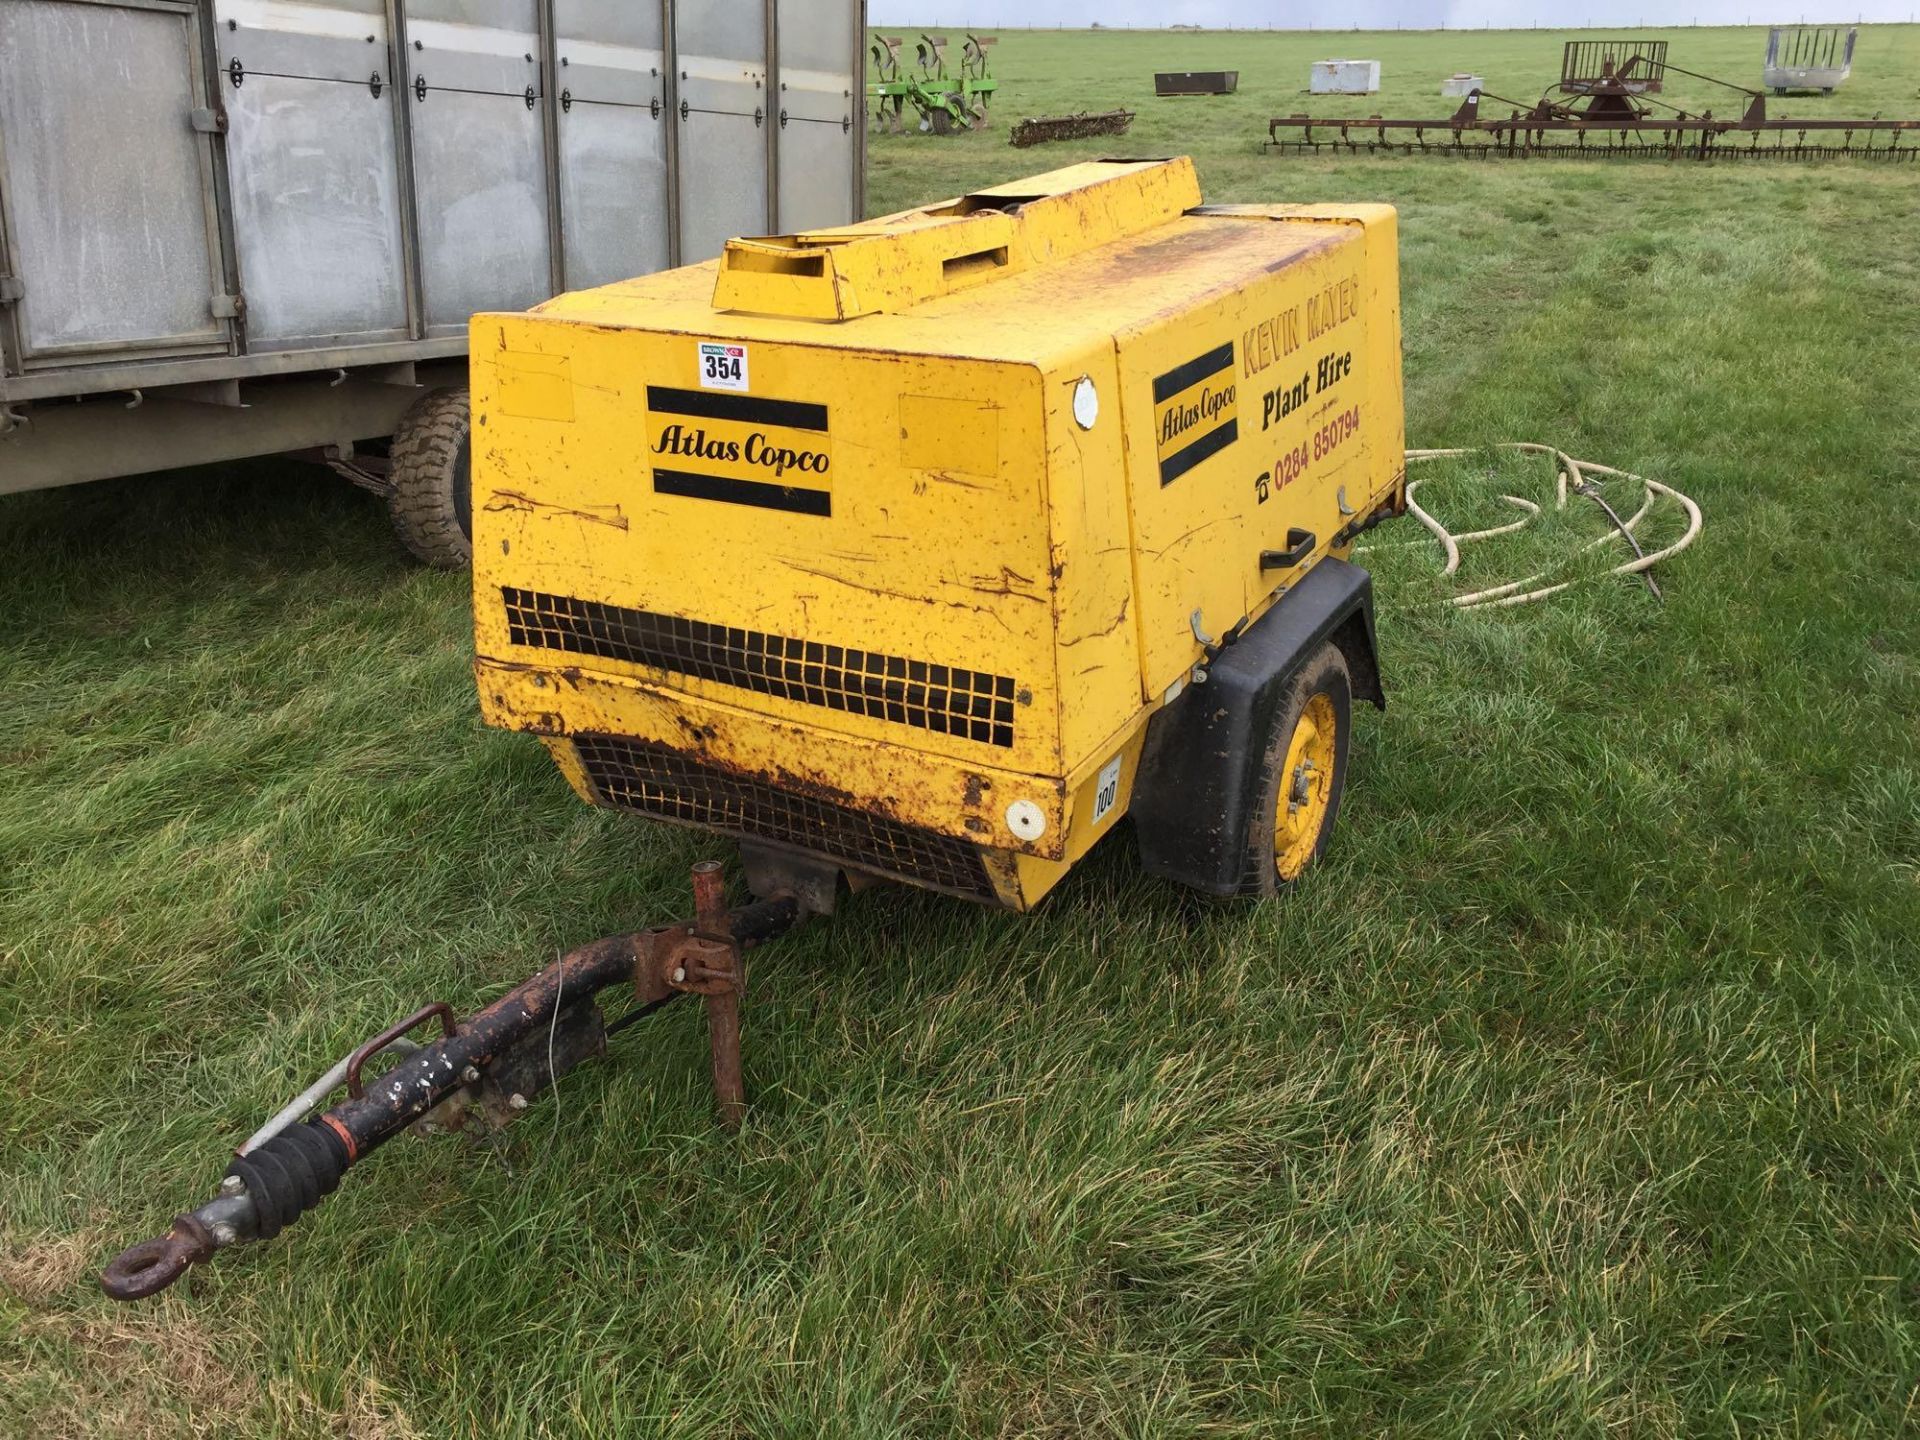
[387, 387, 473, 569]
[1246, 643, 1352, 893]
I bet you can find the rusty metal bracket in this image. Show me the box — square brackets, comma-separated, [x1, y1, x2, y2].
[346, 1002, 457, 1098]
[628, 861, 753, 1128]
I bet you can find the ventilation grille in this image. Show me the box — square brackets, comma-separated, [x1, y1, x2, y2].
[572, 734, 998, 902]
[504, 588, 1016, 748]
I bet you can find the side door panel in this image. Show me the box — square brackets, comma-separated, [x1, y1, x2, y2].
[213, 0, 410, 348]
[0, 0, 229, 361]
[672, 0, 768, 263]
[554, 0, 669, 289]
[773, 0, 856, 234]
[404, 0, 551, 335]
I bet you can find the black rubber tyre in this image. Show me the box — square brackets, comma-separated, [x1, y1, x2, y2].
[929, 103, 954, 136]
[1239, 643, 1352, 896]
[387, 386, 473, 569]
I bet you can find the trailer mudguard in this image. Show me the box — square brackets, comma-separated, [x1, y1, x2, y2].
[1130, 558, 1383, 895]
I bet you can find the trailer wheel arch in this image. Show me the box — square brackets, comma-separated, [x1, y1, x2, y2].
[387, 387, 473, 569]
[1130, 559, 1383, 896]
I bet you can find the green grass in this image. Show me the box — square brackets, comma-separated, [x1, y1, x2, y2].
[4, 23, 1919, 1438]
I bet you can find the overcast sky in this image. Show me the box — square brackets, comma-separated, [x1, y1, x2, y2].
[872, 2, 1913, 25]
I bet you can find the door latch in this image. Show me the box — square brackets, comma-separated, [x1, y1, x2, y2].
[1259, 529, 1317, 571]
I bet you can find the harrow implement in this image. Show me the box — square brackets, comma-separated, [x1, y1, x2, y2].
[1009, 108, 1135, 147]
[1266, 55, 1920, 161]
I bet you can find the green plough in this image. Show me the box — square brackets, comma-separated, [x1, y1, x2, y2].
[869, 32, 998, 135]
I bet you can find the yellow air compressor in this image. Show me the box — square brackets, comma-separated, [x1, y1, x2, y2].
[99, 160, 1411, 1300]
[471, 158, 1405, 910]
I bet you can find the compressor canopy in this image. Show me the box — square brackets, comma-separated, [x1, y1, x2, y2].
[470, 158, 1405, 911]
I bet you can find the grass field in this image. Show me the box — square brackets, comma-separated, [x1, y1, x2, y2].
[4, 23, 1919, 1438]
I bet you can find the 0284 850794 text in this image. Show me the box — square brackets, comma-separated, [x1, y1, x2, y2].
[1254, 405, 1362, 503]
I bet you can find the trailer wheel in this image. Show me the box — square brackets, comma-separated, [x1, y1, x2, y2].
[387, 387, 472, 569]
[1246, 643, 1351, 893]
[929, 102, 955, 136]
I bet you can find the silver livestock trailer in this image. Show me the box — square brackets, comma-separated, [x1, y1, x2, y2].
[0, 0, 866, 565]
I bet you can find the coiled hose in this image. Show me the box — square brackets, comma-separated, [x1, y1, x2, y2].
[1365, 443, 1703, 608]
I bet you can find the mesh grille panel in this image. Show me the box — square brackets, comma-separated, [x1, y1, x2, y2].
[572, 734, 998, 901]
[504, 588, 1016, 748]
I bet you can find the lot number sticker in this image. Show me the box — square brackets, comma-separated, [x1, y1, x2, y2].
[698, 342, 749, 392]
[1093, 755, 1123, 824]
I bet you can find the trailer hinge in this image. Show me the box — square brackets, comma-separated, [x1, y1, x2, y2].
[0, 275, 22, 305]
[210, 292, 245, 319]
[188, 106, 227, 134]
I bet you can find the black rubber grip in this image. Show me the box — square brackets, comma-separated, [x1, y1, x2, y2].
[226, 1121, 350, 1241]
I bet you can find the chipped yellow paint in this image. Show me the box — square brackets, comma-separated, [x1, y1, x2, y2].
[477, 657, 1068, 859]
[471, 159, 1403, 911]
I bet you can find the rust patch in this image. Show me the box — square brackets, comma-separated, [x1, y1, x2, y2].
[672, 714, 720, 747]
[921, 469, 992, 492]
[774, 560, 1018, 633]
[483, 658, 584, 690]
[964, 565, 1044, 601]
[483, 490, 629, 531]
[1061, 597, 1129, 648]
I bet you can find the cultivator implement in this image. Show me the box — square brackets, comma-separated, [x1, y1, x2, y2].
[1009, 108, 1135, 147]
[1267, 55, 1919, 161]
[868, 32, 997, 134]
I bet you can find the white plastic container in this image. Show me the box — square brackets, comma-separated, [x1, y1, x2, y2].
[1310, 60, 1381, 95]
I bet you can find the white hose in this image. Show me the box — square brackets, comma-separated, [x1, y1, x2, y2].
[1363, 444, 1703, 608]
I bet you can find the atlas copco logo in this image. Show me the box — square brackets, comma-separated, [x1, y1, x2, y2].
[1157, 382, 1236, 448]
[650, 422, 830, 479]
[645, 386, 835, 517]
[1151, 342, 1240, 486]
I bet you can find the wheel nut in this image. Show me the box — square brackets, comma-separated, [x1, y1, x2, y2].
[462, 1065, 481, 1084]
[219, 1175, 245, 1197]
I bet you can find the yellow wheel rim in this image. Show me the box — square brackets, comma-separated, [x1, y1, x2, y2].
[1274, 692, 1337, 881]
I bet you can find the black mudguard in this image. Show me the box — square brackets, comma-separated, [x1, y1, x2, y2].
[1130, 558, 1383, 896]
